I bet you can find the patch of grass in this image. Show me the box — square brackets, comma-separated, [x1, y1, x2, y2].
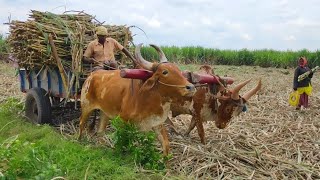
[111, 117, 170, 171]
[0, 97, 24, 117]
[0, 34, 9, 55]
[0, 98, 164, 179]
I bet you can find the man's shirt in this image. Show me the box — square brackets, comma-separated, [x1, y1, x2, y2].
[84, 38, 124, 66]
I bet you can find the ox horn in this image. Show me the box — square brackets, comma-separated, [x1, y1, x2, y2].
[242, 78, 262, 101]
[150, 44, 168, 63]
[231, 79, 252, 100]
[135, 43, 153, 71]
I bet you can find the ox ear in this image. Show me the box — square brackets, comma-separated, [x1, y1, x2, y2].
[139, 75, 158, 92]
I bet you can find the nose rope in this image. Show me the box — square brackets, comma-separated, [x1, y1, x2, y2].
[231, 97, 245, 107]
[158, 80, 190, 88]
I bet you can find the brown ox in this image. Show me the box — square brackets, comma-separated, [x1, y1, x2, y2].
[78, 44, 195, 155]
[167, 65, 262, 144]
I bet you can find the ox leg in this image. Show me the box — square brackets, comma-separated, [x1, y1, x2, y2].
[153, 125, 169, 156]
[196, 119, 206, 144]
[97, 111, 110, 136]
[185, 116, 197, 136]
[165, 117, 181, 135]
[88, 110, 98, 135]
[78, 108, 94, 140]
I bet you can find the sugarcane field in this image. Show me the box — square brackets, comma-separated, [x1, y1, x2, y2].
[1, 2, 320, 180]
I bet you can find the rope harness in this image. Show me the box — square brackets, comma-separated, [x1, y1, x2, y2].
[154, 62, 190, 89]
[231, 96, 248, 112]
[158, 80, 188, 88]
[231, 97, 245, 107]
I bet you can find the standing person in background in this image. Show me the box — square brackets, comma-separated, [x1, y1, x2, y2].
[293, 57, 313, 110]
[83, 26, 136, 70]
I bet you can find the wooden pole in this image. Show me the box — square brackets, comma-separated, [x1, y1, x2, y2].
[48, 33, 69, 94]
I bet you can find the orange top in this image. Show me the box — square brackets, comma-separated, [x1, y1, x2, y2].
[83, 38, 124, 65]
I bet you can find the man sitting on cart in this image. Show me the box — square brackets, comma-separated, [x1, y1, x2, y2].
[83, 26, 135, 70]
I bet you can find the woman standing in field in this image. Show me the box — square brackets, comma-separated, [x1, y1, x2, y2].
[293, 57, 313, 110]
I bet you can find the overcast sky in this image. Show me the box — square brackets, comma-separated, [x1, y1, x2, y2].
[1, 0, 319, 51]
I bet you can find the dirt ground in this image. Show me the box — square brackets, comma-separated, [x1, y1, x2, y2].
[0, 61, 23, 103]
[1, 61, 319, 179]
[168, 64, 320, 179]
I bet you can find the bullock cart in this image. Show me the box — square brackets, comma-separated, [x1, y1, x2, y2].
[18, 64, 83, 124]
[8, 10, 132, 124]
[17, 35, 94, 124]
[18, 34, 133, 125]
[9, 10, 133, 124]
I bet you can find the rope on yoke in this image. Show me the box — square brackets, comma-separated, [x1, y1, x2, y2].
[194, 84, 208, 88]
[231, 97, 245, 107]
[158, 80, 188, 88]
[103, 64, 118, 70]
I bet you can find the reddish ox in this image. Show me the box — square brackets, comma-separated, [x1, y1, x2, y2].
[78, 44, 195, 155]
[167, 65, 262, 144]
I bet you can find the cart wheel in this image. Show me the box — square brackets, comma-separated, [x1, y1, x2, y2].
[25, 88, 52, 124]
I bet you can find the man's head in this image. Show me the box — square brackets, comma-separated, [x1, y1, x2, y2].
[95, 26, 108, 43]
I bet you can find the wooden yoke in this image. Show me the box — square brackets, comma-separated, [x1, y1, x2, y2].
[48, 34, 69, 94]
[120, 69, 153, 80]
[120, 69, 235, 86]
[182, 71, 234, 85]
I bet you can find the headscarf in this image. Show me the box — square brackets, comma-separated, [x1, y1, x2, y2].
[299, 57, 307, 68]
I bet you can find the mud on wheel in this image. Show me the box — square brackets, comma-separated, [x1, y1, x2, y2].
[25, 87, 52, 124]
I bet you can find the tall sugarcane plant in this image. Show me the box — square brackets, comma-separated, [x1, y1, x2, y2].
[141, 46, 320, 68]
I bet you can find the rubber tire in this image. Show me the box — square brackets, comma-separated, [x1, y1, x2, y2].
[25, 88, 52, 124]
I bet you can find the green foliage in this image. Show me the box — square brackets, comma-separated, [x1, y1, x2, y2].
[0, 97, 24, 116]
[0, 34, 9, 54]
[111, 116, 167, 170]
[0, 136, 63, 179]
[0, 100, 163, 179]
[139, 46, 320, 68]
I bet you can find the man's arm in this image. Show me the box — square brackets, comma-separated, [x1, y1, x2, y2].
[111, 38, 137, 67]
[121, 48, 137, 66]
[83, 42, 95, 63]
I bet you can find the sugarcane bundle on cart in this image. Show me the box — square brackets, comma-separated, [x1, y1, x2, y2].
[7, 10, 133, 104]
[8, 10, 133, 73]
